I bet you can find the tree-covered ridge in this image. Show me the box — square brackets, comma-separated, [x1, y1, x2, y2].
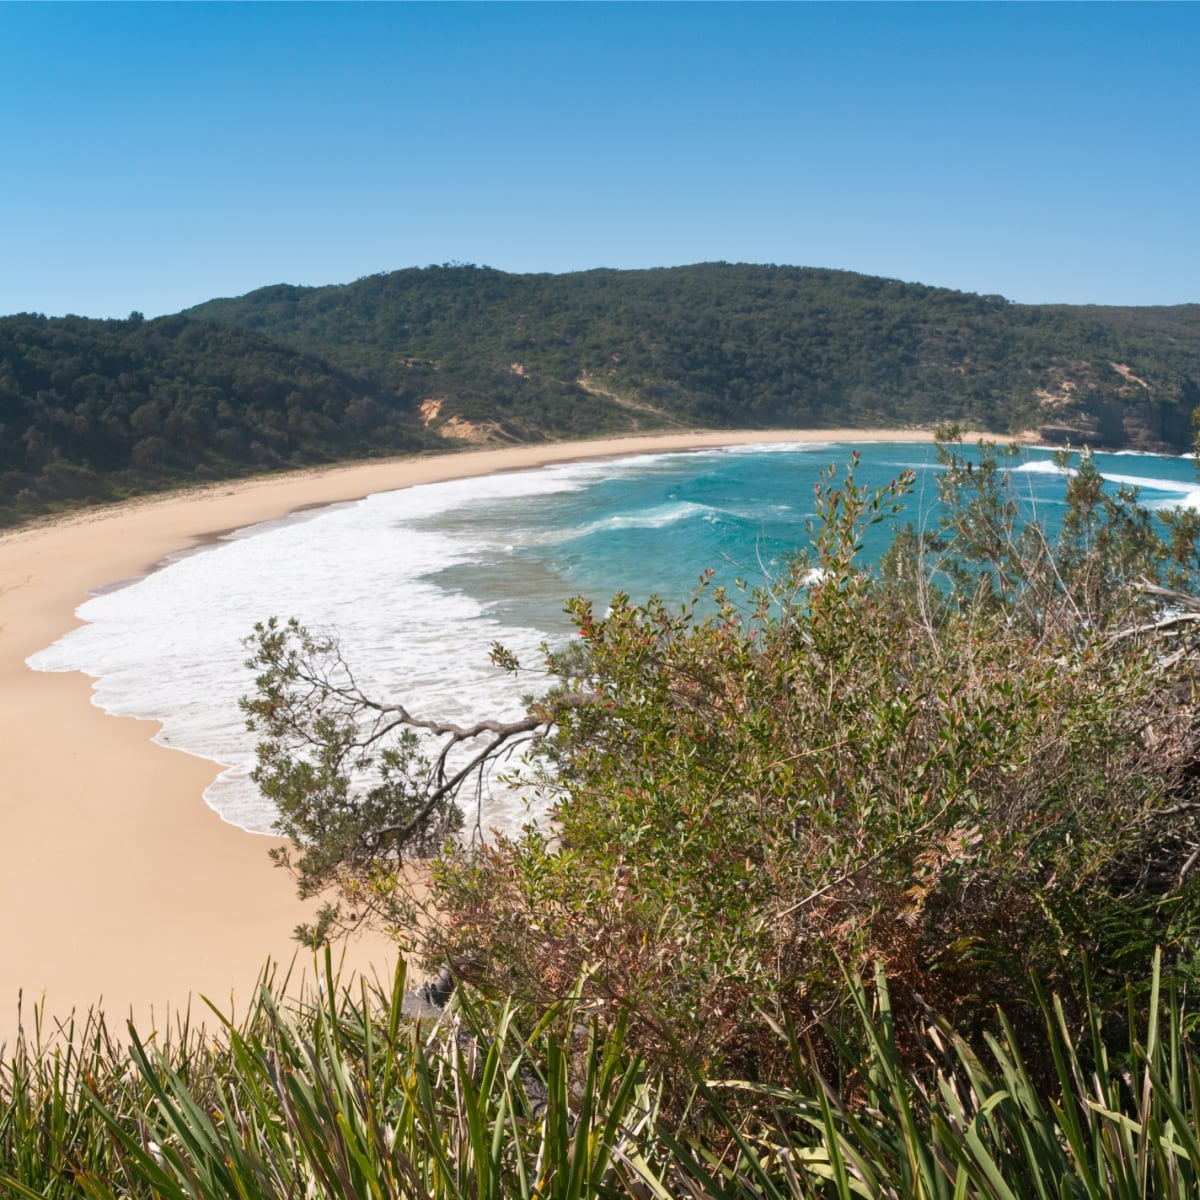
[3, 262, 1199, 525]
[0, 312, 437, 524]
[188, 262, 1200, 446]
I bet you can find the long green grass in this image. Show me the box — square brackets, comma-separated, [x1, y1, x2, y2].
[643, 955, 1200, 1200]
[2, 953, 1196, 1198]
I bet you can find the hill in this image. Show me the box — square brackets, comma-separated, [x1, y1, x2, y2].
[0, 312, 438, 525]
[187, 262, 1200, 448]
[2, 263, 1198, 523]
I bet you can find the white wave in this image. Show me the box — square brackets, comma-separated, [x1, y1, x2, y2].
[593, 501, 713, 532]
[23, 447, 778, 838]
[516, 500, 717, 547]
[28, 470, 580, 836]
[1008, 458, 1193, 500]
[1151, 486, 1200, 513]
[1010, 459, 1068, 476]
[27, 440, 1194, 841]
[1095, 471, 1192, 496]
[715, 441, 835, 455]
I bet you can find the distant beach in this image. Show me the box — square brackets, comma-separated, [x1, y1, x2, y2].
[0, 428, 977, 1045]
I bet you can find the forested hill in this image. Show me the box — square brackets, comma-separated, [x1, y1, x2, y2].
[2, 262, 1198, 525]
[0, 312, 447, 525]
[188, 262, 1200, 448]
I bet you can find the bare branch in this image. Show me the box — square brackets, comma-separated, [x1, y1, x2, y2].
[1107, 612, 1200, 643]
[1135, 578, 1200, 611]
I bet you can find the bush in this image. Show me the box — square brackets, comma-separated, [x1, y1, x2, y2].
[245, 438, 1200, 1092]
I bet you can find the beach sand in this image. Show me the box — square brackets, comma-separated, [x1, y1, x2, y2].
[0, 427, 961, 1047]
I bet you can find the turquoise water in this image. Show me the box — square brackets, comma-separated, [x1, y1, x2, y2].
[420, 441, 1200, 633]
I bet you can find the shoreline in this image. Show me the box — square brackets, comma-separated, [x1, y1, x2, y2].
[0, 426, 965, 1046]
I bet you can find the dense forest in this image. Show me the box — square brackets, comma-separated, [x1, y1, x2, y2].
[188, 262, 1200, 445]
[0, 313, 440, 526]
[2, 262, 1199, 524]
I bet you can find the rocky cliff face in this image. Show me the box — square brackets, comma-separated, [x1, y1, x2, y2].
[1031, 361, 1196, 452]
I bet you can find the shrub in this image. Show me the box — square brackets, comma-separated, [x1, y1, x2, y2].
[245, 439, 1200, 1090]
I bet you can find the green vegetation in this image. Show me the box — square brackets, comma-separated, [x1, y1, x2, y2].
[5, 252, 1200, 1187]
[5, 953, 1200, 1197]
[242, 437, 1200, 1105]
[3, 262, 1199, 525]
[0, 312, 437, 526]
[188, 263, 1200, 446]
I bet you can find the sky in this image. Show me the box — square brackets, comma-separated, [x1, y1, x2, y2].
[2, 2, 1197, 319]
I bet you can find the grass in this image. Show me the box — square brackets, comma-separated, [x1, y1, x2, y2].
[2, 952, 1197, 1198]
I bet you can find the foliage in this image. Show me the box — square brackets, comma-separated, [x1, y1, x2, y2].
[0, 958, 661, 1200]
[4, 263, 1200, 525]
[428, 445, 1200, 1083]
[0, 312, 437, 526]
[243, 438, 1200, 1096]
[189, 263, 1200, 448]
[635, 952, 1200, 1200]
[242, 617, 554, 948]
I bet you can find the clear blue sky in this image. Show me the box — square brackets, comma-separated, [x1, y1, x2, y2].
[2, 2, 1197, 319]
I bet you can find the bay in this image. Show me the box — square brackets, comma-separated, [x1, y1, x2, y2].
[28, 441, 1200, 836]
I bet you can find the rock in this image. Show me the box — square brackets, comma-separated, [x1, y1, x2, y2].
[400, 964, 456, 1019]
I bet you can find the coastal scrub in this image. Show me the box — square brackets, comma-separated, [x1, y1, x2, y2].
[245, 436, 1200, 1088]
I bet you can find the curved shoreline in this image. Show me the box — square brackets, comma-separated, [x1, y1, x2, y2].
[0, 427, 956, 1044]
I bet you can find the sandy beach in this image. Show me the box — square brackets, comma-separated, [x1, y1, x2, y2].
[0, 427, 957, 1047]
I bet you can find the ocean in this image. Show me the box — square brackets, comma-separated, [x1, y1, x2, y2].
[27, 441, 1200, 837]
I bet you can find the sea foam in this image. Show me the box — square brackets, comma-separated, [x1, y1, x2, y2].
[27, 464, 608, 835]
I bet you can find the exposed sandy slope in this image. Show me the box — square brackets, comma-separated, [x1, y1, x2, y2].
[0, 427, 962, 1048]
